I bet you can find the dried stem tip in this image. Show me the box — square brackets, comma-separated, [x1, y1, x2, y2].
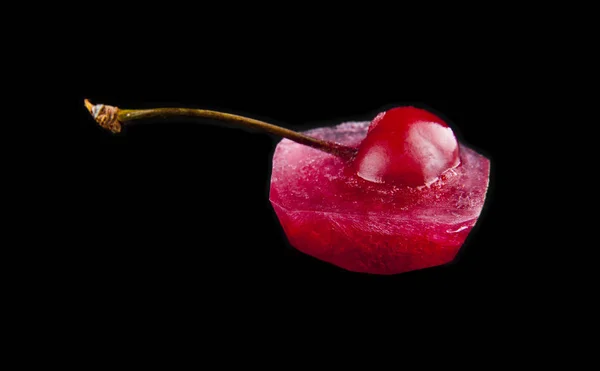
[84, 99, 122, 133]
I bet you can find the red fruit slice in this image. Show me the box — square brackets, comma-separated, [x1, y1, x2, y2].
[269, 121, 490, 275]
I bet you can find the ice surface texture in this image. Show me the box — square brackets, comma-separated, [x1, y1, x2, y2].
[269, 121, 490, 275]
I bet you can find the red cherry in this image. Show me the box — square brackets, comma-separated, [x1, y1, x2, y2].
[85, 99, 489, 275]
[353, 107, 460, 187]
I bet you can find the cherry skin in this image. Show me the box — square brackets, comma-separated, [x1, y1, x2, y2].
[353, 107, 461, 187]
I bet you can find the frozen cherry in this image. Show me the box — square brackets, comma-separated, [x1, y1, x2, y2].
[354, 107, 460, 187]
[269, 122, 489, 275]
[85, 99, 490, 275]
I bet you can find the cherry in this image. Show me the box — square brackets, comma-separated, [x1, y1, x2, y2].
[353, 107, 460, 187]
[85, 99, 490, 275]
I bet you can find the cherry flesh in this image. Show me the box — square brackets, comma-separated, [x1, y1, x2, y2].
[353, 107, 461, 187]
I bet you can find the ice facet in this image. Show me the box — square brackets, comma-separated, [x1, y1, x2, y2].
[269, 121, 490, 275]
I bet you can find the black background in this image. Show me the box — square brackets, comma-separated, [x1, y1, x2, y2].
[62, 83, 504, 301]
[45, 22, 515, 315]
[4, 2, 556, 354]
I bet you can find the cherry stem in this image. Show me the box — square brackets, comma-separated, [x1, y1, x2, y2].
[84, 99, 357, 160]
